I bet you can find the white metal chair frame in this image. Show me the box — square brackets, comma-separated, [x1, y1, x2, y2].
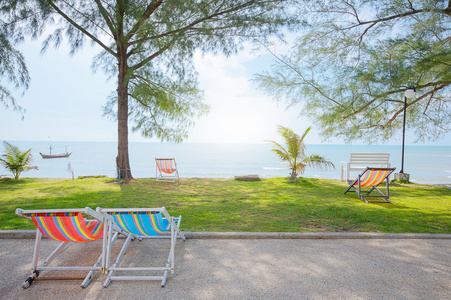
[15, 207, 125, 289]
[155, 158, 180, 183]
[96, 207, 185, 287]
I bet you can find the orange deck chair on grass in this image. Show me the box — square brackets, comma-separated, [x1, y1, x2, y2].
[344, 167, 396, 203]
[155, 158, 180, 182]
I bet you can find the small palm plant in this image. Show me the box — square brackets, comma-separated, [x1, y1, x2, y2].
[266, 126, 335, 181]
[0, 141, 38, 179]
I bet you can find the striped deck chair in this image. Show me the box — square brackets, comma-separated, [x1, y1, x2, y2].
[15, 207, 125, 289]
[155, 158, 179, 182]
[96, 207, 185, 287]
[344, 167, 396, 203]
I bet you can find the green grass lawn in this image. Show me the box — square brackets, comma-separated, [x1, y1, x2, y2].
[1, 177, 450, 233]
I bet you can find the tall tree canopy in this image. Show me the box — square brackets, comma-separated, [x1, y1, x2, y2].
[255, 0, 451, 144]
[2, 0, 297, 179]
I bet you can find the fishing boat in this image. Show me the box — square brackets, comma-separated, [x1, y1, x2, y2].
[40, 145, 72, 159]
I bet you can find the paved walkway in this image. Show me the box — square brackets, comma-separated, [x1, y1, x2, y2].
[0, 236, 450, 299]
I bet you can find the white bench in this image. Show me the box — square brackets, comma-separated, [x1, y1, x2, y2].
[340, 153, 391, 182]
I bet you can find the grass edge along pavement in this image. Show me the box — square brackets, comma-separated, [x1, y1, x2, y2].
[0, 177, 450, 234]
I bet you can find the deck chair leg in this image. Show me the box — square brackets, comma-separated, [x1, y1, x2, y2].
[104, 220, 114, 273]
[22, 230, 43, 289]
[344, 183, 353, 194]
[365, 186, 376, 195]
[171, 217, 175, 273]
[162, 252, 172, 287]
[386, 179, 390, 200]
[101, 217, 109, 274]
[176, 216, 186, 240]
[31, 229, 42, 271]
[357, 178, 364, 201]
[81, 252, 103, 288]
[23, 234, 70, 289]
[373, 186, 392, 203]
[24, 232, 70, 288]
[42, 241, 69, 267]
[161, 217, 183, 287]
[360, 194, 370, 204]
[161, 255, 171, 287]
[162, 232, 177, 287]
[104, 233, 134, 287]
[161, 270, 168, 287]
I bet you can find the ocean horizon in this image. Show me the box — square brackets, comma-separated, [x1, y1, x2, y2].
[1, 141, 450, 185]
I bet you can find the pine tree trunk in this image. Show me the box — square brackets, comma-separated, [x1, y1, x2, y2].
[116, 49, 133, 180]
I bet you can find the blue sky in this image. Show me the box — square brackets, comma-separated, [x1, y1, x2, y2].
[1, 37, 450, 146]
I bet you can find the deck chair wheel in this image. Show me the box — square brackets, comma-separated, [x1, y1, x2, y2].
[22, 277, 32, 289]
[22, 271, 39, 289]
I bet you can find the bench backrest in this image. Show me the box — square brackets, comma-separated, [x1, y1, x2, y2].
[349, 153, 390, 166]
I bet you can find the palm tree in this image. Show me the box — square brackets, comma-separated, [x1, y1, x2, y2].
[0, 141, 38, 179]
[266, 126, 335, 181]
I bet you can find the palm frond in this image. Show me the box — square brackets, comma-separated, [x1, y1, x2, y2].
[268, 125, 333, 181]
[0, 141, 37, 179]
[303, 154, 335, 171]
[265, 139, 290, 159]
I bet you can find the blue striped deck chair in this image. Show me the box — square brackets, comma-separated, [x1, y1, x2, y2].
[344, 167, 396, 203]
[96, 207, 185, 287]
[14, 207, 127, 289]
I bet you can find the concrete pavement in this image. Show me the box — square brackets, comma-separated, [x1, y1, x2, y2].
[0, 233, 450, 299]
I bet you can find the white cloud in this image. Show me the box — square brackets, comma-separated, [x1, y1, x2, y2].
[185, 51, 315, 143]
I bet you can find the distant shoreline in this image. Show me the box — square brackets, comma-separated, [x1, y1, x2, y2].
[4, 140, 451, 147]
[1, 142, 450, 185]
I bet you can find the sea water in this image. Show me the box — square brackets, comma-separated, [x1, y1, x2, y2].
[1, 141, 450, 184]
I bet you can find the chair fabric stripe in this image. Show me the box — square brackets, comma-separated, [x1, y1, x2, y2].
[26, 212, 103, 242]
[355, 169, 389, 187]
[156, 159, 176, 174]
[111, 212, 171, 236]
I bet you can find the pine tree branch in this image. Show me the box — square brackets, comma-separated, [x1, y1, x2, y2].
[125, 0, 163, 42]
[127, 92, 166, 134]
[361, 84, 447, 130]
[93, 0, 117, 37]
[261, 43, 344, 108]
[132, 75, 194, 106]
[127, 0, 259, 47]
[47, 0, 117, 58]
[128, 35, 179, 72]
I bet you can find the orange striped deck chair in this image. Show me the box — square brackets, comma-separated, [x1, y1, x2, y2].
[15, 207, 125, 289]
[155, 158, 179, 182]
[96, 207, 185, 287]
[344, 167, 396, 203]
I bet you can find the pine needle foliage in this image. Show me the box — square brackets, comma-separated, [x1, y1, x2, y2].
[256, 0, 451, 143]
